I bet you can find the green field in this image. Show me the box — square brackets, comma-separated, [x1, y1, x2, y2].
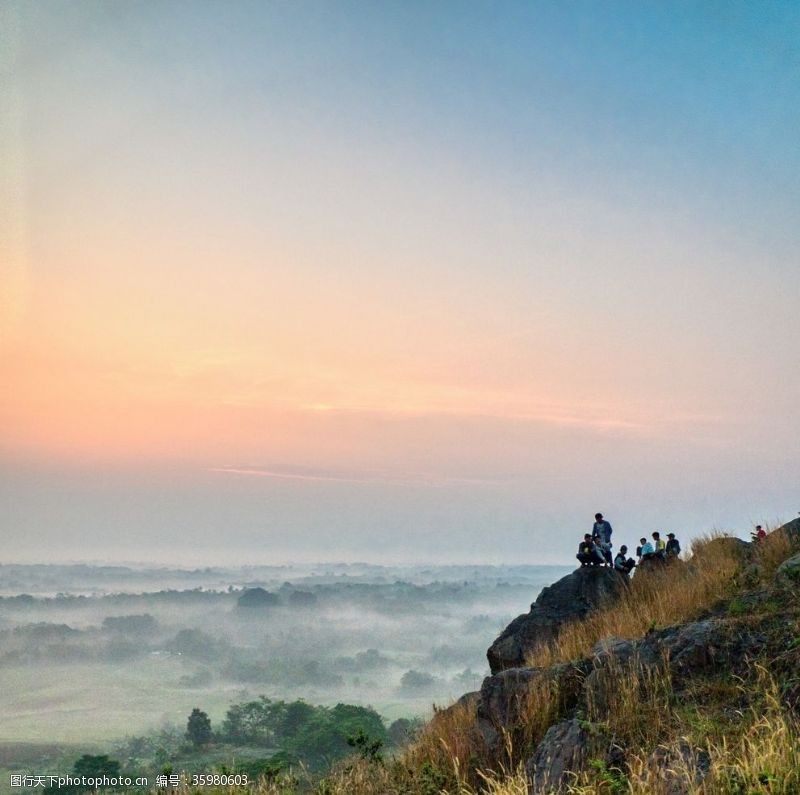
[0, 660, 245, 744]
[0, 660, 435, 745]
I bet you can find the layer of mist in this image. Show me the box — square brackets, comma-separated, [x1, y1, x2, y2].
[0, 563, 570, 745]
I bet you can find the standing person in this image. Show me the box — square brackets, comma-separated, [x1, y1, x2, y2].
[666, 533, 681, 558]
[592, 513, 613, 544]
[592, 513, 613, 565]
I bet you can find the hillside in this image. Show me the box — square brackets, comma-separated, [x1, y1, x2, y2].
[18, 523, 800, 794]
[311, 518, 800, 794]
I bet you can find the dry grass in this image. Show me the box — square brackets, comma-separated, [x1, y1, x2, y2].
[313, 756, 398, 794]
[510, 671, 576, 768]
[404, 698, 484, 784]
[753, 523, 797, 581]
[461, 766, 530, 795]
[525, 534, 744, 670]
[584, 653, 674, 750]
[403, 664, 581, 786]
[401, 534, 752, 793]
[566, 663, 800, 795]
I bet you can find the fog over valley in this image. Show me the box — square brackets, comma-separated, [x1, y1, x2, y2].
[0, 562, 569, 745]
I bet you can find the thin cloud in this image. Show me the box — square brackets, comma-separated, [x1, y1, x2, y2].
[208, 466, 506, 488]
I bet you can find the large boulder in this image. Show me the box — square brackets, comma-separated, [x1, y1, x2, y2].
[487, 567, 629, 673]
[476, 663, 586, 754]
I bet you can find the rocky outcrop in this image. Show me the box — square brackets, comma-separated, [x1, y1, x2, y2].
[590, 616, 771, 679]
[476, 662, 586, 754]
[459, 530, 800, 792]
[467, 611, 786, 792]
[487, 566, 629, 673]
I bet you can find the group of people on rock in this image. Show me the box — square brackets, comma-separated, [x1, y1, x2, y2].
[576, 513, 682, 575]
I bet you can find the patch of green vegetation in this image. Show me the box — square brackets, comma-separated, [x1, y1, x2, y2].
[588, 758, 628, 794]
[727, 597, 749, 616]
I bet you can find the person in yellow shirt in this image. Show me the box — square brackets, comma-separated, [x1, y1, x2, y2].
[652, 531, 667, 559]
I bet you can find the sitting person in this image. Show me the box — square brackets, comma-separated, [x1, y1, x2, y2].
[751, 525, 767, 542]
[577, 534, 604, 566]
[613, 545, 635, 574]
[637, 537, 655, 562]
[652, 531, 667, 559]
[593, 534, 613, 566]
[665, 532, 681, 558]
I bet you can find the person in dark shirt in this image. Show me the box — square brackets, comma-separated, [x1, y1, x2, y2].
[665, 533, 681, 558]
[577, 534, 604, 566]
[613, 545, 635, 574]
[592, 513, 613, 544]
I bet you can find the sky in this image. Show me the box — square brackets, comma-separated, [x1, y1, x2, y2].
[1, 1, 799, 565]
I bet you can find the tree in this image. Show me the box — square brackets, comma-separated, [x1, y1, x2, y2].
[44, 755, 120, 794]
[171, 628, 219, 660]
[186, 708, 212, 747]
[102, 614, 157, 634]
[280, 700, 316, 740]
[237, 588, 280, 608]
[221, 696, 280, 745]
[73, 755, 121, 779]
[347, 728, 383, 763]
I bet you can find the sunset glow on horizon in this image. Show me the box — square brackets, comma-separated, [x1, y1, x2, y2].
[2, 2, 798, 564]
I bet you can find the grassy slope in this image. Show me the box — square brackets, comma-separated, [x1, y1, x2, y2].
[302, 524, 799, 794]
[388, 524, 800, 794]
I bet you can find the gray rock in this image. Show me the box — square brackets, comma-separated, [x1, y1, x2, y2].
[477, 667, 543, 752]
[646, 742, 711, 794]
[594, 617, 761, 682]
[456, 690, 480, 709]
[525, 718, 599, 793]
[476, 663, 586, 755]
[660, 619, 721, 674]
[590, 636, 635, 663]
[776, 553, 800, 588]
[487, 566, 629, 673]
[778, 517, 800, 539]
